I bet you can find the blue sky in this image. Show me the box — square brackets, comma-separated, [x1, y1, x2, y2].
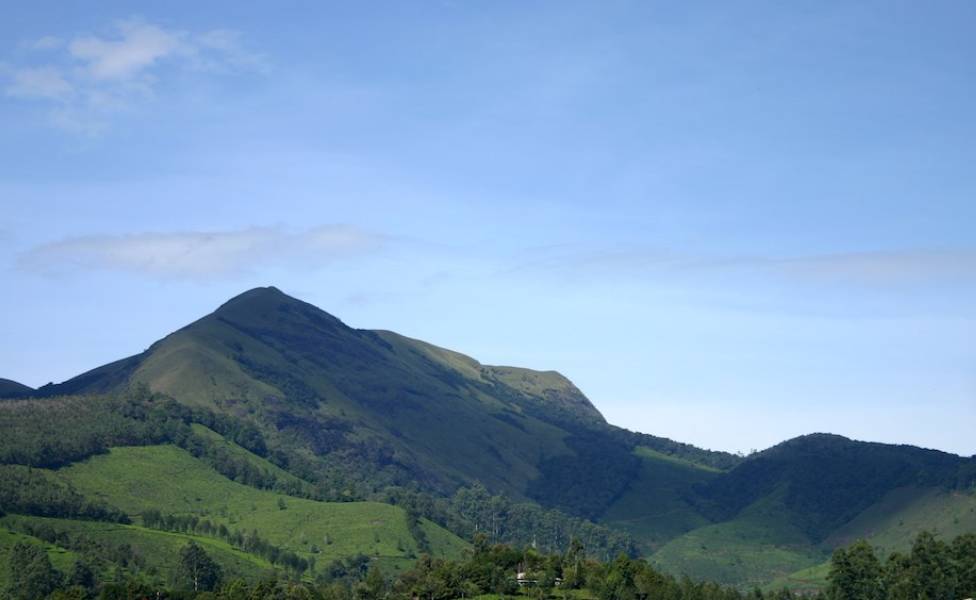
[1, 1, 974, 456]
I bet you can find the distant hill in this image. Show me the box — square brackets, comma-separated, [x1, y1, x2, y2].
[6, 286, 974, 589]
[0, 378, 33, 399]
[651, 434, 975, 587]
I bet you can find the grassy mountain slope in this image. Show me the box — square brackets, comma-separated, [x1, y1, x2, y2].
[600, 447, 719, 552]
[0, 515, 274, 583]
[53, 444, 468, 569]
[770, 486, 976, 592]
[651, 435, 976, 587]
[691, 434, 969, 542]
[651, 485, 829, 587]
[37, 287, 605, 498]
[32, 286, 734, 524]
[0, 378, 33, 399]
[824, 486, 976, 553]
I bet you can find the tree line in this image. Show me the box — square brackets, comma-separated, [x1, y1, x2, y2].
[141, 509, 311, 575]
[6, 529, 975, 599]
[827, 530, 976, 600]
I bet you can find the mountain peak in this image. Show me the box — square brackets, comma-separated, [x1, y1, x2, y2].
[216, 286, 291, 309]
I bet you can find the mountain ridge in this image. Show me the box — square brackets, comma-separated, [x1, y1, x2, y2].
[5, 285, 974, 589]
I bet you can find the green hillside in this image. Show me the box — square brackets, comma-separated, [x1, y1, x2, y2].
[1, 515, 273, 584]
[600, 447, 718, 552]
[770, 486, 976, 592]
[54, 444, 468, 569]
[824, 486, 976, 554]
[652, 436, 976, 589]
[37, 287, 597, 498]
[6, 286, 973, 590]
[651, 486, 828, 587]
[34, 286, 735, 522]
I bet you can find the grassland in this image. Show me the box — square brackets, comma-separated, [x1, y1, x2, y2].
[600, 446, 718, 552]
[51, 444, 468, 571]
[649, 486, 828, 587]
[824, 486, 976, 554]
[770, 486, 976, 592]
[1, 515, 274, 584]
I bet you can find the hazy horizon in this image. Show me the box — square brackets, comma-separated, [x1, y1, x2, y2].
[2, 2, 974, 456]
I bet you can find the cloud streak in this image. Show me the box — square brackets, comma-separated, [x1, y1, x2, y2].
[2, 18, 267, 133]
[19, 226, 385, 279]
[512, 245, 976, 290]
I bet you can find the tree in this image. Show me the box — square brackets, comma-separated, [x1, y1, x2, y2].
[908, 531, 954, 600]
[952, 533, 976, 598]
[828, 540, 883, 600]
[179, 540, 222, 592]
[6, 542, 62, 600]
[67, 559, 96, 591]
[355, 565, 387, 600]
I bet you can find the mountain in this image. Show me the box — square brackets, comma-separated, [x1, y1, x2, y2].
[38, 286, 616, 497]
[651, 434, 976, 587]
[0, 378, 33, 399]
[6, 286, 975, 589]
[36, 287, 732, 510]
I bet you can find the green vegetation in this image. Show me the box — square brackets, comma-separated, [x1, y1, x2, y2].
[3, 286, 975, 592]
[600, 447, 719, 552]
[0, 527, 78, 591]
[826, 531, 976, 600]
[771, 486, 976, 592]
[0, 515, 272, 587]
[825, 486, 976, 555]
[53, 444, 467, 567]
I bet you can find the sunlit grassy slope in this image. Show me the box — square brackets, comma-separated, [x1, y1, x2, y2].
[53, 444, 468, 569]
[771, 486, 976, 592]
[649, 486, 828, 587]
[824, 486, 976, 553]
[600, 447, 718, 552]
[1, 515, 273, 584]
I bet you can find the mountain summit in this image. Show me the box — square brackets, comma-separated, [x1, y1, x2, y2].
[40, 286, 610, 495]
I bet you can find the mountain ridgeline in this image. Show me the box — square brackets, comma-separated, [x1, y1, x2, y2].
[33, 286, 736, 505]
[0, 379, 33, 400]
[2, 286, 974, 589]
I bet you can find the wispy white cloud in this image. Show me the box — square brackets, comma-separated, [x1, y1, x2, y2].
[767, 250, 976, 286]
[5, 66, 73, 100]
[69, 21, 185, 81]
[514, 245, 976, 289]
[2, 18, 268, 133]
[19, 226, 385, 279]
[30, 36, 63, 51]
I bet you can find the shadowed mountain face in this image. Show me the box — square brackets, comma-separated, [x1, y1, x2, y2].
[0, 378, 33, 399]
